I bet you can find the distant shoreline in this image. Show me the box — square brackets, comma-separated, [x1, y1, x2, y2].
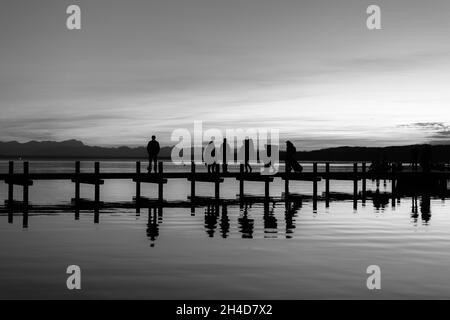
[1, 140, 450, 162]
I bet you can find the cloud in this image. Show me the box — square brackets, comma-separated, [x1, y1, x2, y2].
[399, 122, 450, 144]
[432, 130, 450, 138]
[399, 122, 449, 130]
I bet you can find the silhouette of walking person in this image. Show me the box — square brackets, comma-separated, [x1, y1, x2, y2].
[285, 141, 296, 172]
[244, 138, 253, 173]
[285, 141, 302, 173]
[147, 135, 160, 173]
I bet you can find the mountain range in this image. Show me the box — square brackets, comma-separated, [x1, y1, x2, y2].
[0, 140, 449, 162]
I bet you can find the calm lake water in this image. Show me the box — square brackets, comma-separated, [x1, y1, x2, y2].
[0, 161, 449, 299]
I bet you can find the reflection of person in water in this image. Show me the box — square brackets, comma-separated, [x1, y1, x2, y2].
[220, 205, 230, 239]
[285, 202, 301, 239]
[263, 202, 277, 238]
[420, 194, 431, 224]
[411, 196, 419, 224]
[371, 189, 390, 210]
[238, 203, 254, 239]
[146, 207, 160, 247]
[204, 204, 219, 237]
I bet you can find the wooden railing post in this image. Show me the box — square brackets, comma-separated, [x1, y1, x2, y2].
[136, 161, 141, 213]
[285, 160, 290, 201]
[215, 180, 220, 201]
[23, 162, 29, 207]
[239, 164, 245, 199]
[284, 178, 290, 201]
[214, 163, 220, 201]
[94, 161, 100, 224]
[313, 163, 318, 210]
[391, 166, 396, 207]
[94, 162, 100, 204]
[362, 162, 367, 204]
[353, 163, 358, 209]
[75, 161, 80, 204]
[325, 163, 330, 207]
[222, 138, 228, 173]
[190, 161, 196, 203]
[158, 162, 164, 202]
[8, 161, 14, 208]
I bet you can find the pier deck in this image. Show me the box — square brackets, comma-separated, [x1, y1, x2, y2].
[0, 161, 449, 213]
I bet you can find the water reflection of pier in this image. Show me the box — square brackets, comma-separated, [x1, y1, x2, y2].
[1, 194, 437, 242]
[1, 160, 447, 231]
[148, 201, 301, 242]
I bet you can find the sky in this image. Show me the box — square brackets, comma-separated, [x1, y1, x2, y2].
[0, 0, 450, 150]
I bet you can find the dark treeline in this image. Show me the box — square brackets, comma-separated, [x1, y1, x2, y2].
[0, 140, 449, 162]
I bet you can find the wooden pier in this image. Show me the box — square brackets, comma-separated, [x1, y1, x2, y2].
[1, 160, 449, 214]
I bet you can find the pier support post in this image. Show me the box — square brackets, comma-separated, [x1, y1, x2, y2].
[74, 161, 80, 220]
[94, 208, 99, 224]
[136, 161, 141, 214]
[353, 163, 358, 209]
[94, 162, 100, 205]
[74, 161, 80, 205]
[285, 161, 290, 201]
[22, 162, 29, 228]
[8, 161, 14, 209]
[23, 209, 29, 228]
[313, 163, 318, 210]
[265, 180, 270, 200]
[239, 164, 245, 199]
[158, 162, 164, 203]
[441, 178, 448, 199]
[284, 178, 290, 201]
[214, 163, 220, 201]
[215, 181, 220, 201]
[94, 162, 100, 224]
[391, 174, 396, 208]
[23, 162, 29, 208]
[191, 162, 196, 203]
[222, 138, 228, 173]
[362, 162, 367, 204]
[325, 163, 330, 207]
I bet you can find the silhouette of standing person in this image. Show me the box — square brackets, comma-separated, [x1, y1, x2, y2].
[244, 138, 253, 173]
[205, 140, 216, 173]
[147, 135, 160, 173]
